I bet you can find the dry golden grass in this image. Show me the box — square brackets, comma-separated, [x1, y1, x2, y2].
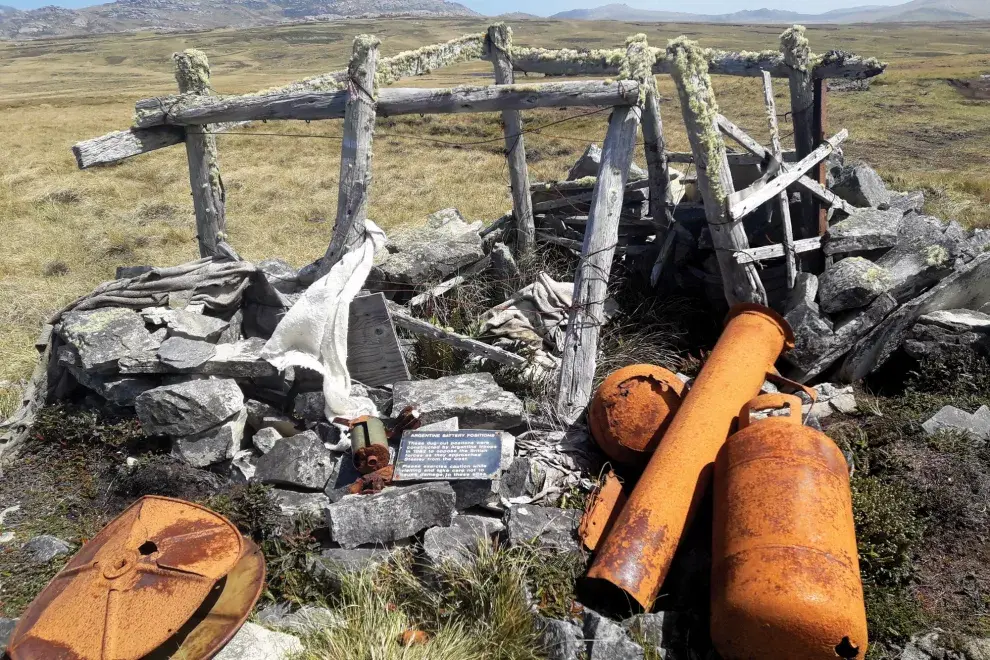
[1, 19, 989, 383]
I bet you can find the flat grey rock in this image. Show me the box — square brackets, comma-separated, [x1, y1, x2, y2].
[567, 143, 646, 182]
[784, 272, 819, 314]
[261, 604, 341, 635]
[293, 391, 325, 422]
[58, 307, 160, 374]
[325, 482, 456, 549]
[227, 449, 257, 483]
[97, 376, 159, 407]
[213, 622, 302, 660]
[172, 408, 247, 468]
[201, 339, 279, 378]
[784, 302, 836, 373]
[252, 427, 282, 454]
[310, 546, 394, 580]
[23, 535, 72, 565]
[422, 515, 504, 568]
[823, 208, 902, 255]
[622, 612, 680, 655]
[505, 505, 581, 552]
[583, 610, 645, 660]
[922, 405, 990, 439]
[142, 307, 229, 342]
[246, 399, 297, 437]
[258, 258, 301, 295]
[888, 190, 925, 214]
[537, 616, 585, 660]
[831, 162, 890, 208]
[0, 617, 17, 651]
[392, 372, 523, 429]
[158, 336, 216, 371]
[449, 479, 498, 509]
[272, 489, 330, 518]
[419, 417, 459, 432]
[135, 379, 244, 437]
[920, 308, 990, 332]
[819, 257, 893, 314]
[375, 208, 485, 288]
[254, 430, 338, 491]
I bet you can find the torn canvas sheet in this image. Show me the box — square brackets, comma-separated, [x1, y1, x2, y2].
[262, 222, 387, 420]
[481, 272, 574, 353]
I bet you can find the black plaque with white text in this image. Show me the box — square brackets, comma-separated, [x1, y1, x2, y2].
[393, 430, 502, 481]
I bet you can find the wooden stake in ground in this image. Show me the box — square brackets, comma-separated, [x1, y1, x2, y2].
[555, 38, 646, 424]
[781, 25, 818, 241]
[323, 35, 380, 273]
[761, 71, 797, 290]
[174, 50, 226, 258]
[486, 24, 536, 257]
[667, 37, 766, 306]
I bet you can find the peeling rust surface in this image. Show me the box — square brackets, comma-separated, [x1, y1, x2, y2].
[712, 414, 867, 659]
[586, 304, 793, 612]
[578, 471, 627, 551]
[8, 496, 246, 660]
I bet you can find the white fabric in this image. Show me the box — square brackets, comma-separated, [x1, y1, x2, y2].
[262, 221, 387, 420]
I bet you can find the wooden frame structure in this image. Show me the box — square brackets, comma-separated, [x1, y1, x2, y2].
[71, 24, 886, 422]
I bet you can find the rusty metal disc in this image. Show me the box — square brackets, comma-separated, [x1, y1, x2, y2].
[145, 537, 266, 660]
[8, 496, 245, 660]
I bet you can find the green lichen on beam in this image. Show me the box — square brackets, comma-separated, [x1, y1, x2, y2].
[619, 34, 655, 106]
[350, 33, 381, 92]
[510, 45, 626, 74]
[173, 49, 211, 95]
[780, 25, 811, 72]
[530, 176, 598, 192]
[376, 33, 486, 87]
[667, 36, 727, 201]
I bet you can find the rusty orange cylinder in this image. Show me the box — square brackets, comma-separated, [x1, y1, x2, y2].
[584, 304, 793, 612]
[711, 394, 868, 660]
[589, 365, 686, 466]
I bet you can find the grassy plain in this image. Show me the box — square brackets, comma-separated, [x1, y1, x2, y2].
[1, 17, 989, 396]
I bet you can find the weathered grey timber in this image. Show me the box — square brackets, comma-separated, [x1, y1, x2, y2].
[386, 301, 527, 368]
[781, 26, 818, 240]
[532, 178, 650, 214]
[762, 71, 797, 290]
[716, 114, 854, 215]
[487, 24, 535, 256]
[407, 255, 492, 310]
[734, 237, 823, 265]
[72, 127, 185, 169]
[728, 129, 848, 221]
[667, 150, 797, 165]
[175, 50, 226, 258]
[133, 81, 643, 128]
[556, 43, 645, 423]
[668, 37, 766, 306]
[323, 36, 379, 273]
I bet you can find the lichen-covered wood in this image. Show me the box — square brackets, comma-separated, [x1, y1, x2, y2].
[555, 101, 643, 423]
[72, 126, 185, 169]
[324, 35, 380, 272]
[175, 49, 226, 258]
[487, 23, 534, 256]
[668, 37, 766, 306]
[133, 80, 641, 128]
[761, 71, 797, 290]
[781, 25, 818, 240]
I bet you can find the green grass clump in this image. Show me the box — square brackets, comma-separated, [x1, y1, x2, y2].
[206, 483, 283, 541]
[851, 476, 922, 588]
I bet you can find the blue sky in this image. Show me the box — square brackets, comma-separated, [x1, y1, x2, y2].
[3, 0, 909, 14]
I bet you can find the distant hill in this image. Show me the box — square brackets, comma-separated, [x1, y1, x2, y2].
[496, 12, 542, 20]
[551, 0, 990, 23]
[0, 0, 478, 39]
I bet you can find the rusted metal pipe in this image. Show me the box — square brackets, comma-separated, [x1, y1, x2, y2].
[583, 304, 794, 612]
[578, 471, 627, 552]
[711, 394, 868, 659]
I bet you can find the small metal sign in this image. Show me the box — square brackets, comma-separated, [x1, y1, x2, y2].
[393, 430, 502, 481]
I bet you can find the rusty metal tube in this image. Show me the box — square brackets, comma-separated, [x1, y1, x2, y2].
[583, 303, 794, 612]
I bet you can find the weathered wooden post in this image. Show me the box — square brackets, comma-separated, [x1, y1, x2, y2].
[555, 41, 646, 424]
[781, 25, 818, 241]
[323, 35, 380, 273]
[761, 71, 797, 290]
[174, 50, 226, 258]
[667, 37, 766, 306]
[486, 24, 535, 257]
[814, 78, 830, 239]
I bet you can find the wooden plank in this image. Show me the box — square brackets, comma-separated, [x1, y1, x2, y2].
[555, 102, 642, 423]
[728, 129, 848, 222]
[72, 127, 185, 169]
[407, 255, 492, 309]
[761, 71, 797, 291]
[667, 150, 796, 165]
[347, 293, 410, 386]
[487, 23, 535, 256]
[716, 114, 854, 215]
[323, 36, 380, 273]
[532, 178, 649, 212]
[814, 77, 830, 237]
[133, 80, 642, 128]
[174, 50, 226, 258]
[667, 37, 766, 306]
[734, 236, 823, 264]
[386, 302, 527, 368]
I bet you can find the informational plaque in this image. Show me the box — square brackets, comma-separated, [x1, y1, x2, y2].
[393, 430, 502, 481]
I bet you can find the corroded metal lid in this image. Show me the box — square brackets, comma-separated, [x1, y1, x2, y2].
[8, 496, 245, 660]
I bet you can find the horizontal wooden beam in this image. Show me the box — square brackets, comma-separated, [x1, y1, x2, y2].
[72, 126, 185, 169]
[133, 80, 641, 128]
[734, 236, 823, 264]
[728, 129, 848, 221]
[667, 150, 796, 165]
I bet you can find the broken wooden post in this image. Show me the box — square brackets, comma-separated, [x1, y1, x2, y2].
[761, 71, 797, 290]
[667, 37, 766, 306]
[814, 77, 831, 238]
[174, 50, 226, 258]
[555, 42, 645, 424]
[781, 25, 818, 241]
[323, 35, 380, 273]
[487, 24, 536, 257]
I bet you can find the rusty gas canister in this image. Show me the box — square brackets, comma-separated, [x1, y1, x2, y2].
[588, 364, 686, 466]
[711, 394, 868, 660]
